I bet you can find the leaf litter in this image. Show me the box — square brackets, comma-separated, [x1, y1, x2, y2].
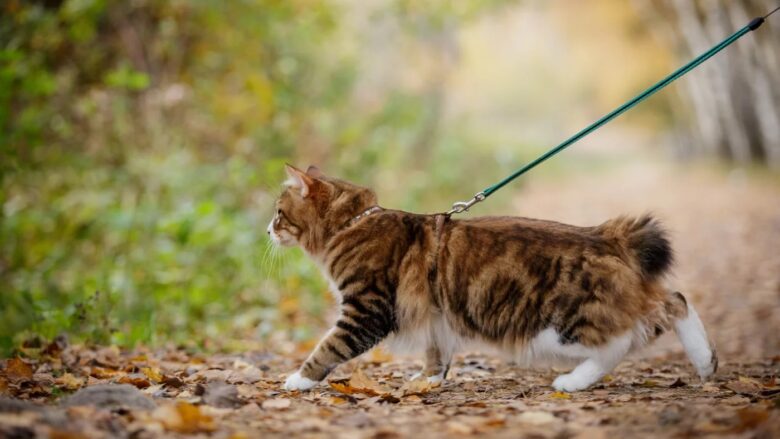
[1, 343, 778, 438]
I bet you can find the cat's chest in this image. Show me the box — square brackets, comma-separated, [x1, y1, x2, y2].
[317, 264, 343, 304]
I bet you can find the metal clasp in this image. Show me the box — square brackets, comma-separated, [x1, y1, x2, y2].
[446, 192, 486, 216]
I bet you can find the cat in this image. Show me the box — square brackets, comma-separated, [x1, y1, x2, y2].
[268, 164, 717, 392]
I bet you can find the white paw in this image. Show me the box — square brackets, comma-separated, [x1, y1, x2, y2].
[283, 371, 318, 391]
[410, 371, 445, 385]
[427, 372, 445, 385]
[552, 373, 593, 392]
[696, 350, 718, 380]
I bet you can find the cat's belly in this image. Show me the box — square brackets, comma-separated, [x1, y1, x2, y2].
[382, 322, 636, 369]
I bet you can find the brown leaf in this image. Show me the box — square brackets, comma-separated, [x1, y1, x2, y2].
[117, 374, 152, 389]
[163, 376, 184, 388]
[5, 357, 34, 382]
[725, 377, 762, 395]
[399, 378, 435, 397]
[55, 373, 84, 390]
[330, 369, 392, 396]
[90, 367, 119, 379]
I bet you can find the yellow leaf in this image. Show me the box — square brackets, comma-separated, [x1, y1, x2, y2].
[550, 391, 572, 399]
[55, 373, 84, 390]
[141, 367, 164, 383]
[328, 396, 350, 405]
[155, 402, 215, 433]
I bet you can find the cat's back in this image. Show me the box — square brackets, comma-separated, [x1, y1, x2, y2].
[447, 214, 606, 250]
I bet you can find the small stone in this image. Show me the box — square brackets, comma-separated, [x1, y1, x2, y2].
[61, 384, 156, 410]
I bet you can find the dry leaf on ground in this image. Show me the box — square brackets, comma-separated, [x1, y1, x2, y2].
[153, 402, 216, 433]
[4, 358, 33, 382]
[330, 368, 392, 396]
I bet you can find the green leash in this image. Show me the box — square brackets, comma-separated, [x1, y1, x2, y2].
[447, 7, 779, 216]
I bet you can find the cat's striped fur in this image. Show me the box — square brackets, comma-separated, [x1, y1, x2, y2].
[269, 165, 717, 392]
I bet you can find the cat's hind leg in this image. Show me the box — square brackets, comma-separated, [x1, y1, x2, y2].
[410, 317, 456, 384]
[410, 344, 452, 384]
[552, 332, 632, 392]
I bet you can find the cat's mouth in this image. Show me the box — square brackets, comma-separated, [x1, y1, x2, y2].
[267, 222, 295, 247]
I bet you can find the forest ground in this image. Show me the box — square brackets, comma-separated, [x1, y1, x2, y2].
[2, 159, 779, 438]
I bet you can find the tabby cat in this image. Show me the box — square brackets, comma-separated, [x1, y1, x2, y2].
[268, 165, 717, 392]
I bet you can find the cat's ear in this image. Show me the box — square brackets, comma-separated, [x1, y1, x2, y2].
[284, 164, 316, 197]
[306, 165, 324, 178]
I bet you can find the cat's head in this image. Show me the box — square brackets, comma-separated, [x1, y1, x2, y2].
[267, 164, 378, 254]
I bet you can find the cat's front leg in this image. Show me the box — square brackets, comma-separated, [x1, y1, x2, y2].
[284, 297, 393, 391]
[411, 343, 451, 385]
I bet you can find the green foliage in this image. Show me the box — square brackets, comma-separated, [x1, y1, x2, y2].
[0, 0, 519, 357]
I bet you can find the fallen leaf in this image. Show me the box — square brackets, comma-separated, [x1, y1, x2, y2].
[154, 402, 215, 433]
[162, 376, 184, 388]
[261, 398, 291, 409]
[5, 358, 33, 382]
[725, 377, 762, 395]
[55, 373, 84, 390]
[550, 391, 571, 399]
[328, 396, 351, 405]
[399, 378, 436, 397]
[90, 367, 119, 379]
[669, 378, 687, 388]
[141, 367, 164, 383]
[117, 374, 152, 389]
[330, 368, 392, 396]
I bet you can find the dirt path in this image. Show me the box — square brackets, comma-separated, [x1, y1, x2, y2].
[1, 346, 779, 438]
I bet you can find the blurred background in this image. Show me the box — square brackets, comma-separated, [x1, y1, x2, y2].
[1, 0, 778, 359]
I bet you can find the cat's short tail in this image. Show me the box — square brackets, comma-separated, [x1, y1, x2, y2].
[600, 214, 673, 280]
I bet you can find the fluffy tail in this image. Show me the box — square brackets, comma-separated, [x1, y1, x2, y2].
[600, 214, 673, 279]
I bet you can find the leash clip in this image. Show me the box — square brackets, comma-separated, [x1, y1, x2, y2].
[446, 192, 486, 215]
